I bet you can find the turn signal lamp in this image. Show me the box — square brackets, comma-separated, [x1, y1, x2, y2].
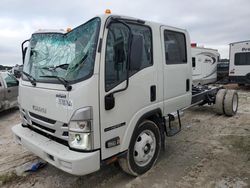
[105, 9, 111, 14]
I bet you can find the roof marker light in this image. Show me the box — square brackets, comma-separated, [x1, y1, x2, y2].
[66, 28, 72, 32]
[105, 9, 111, 14]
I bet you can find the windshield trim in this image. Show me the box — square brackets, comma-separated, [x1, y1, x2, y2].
[22, 17, 101, 86]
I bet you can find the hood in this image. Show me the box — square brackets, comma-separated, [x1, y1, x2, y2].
[19, 81, 70, 123]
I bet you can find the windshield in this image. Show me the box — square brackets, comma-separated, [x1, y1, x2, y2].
[23, 17, 101, 83]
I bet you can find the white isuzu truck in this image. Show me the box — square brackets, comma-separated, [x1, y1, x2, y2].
[12, 13, 238, 176]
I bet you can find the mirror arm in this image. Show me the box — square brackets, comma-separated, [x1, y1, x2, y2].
[21, 39, 30, 64]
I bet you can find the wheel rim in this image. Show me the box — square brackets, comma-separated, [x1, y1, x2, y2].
[232, 94, 238, 112]
[133, 129, 156, 167]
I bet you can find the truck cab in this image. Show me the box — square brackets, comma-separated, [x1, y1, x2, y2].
[12, 13, 192, 176]
[0, 71, 19, 111]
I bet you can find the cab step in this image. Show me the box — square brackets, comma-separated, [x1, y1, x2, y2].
[165, 110, 182, 137]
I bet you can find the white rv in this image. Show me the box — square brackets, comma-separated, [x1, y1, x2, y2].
[12, 12, 238, 177]
[229, 40, 250, 85]
[191, 46, 220, 85]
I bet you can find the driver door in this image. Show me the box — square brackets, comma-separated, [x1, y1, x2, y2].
[99, 21, 156, 160]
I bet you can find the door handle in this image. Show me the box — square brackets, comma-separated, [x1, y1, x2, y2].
[7, 90, 11, 93]
[186, 79, 190, 92]
[150, 85, 156, 102]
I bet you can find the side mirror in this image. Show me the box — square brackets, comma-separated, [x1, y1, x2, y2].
[21, 39, 30, 64]
[22, 47, 27, 64]
[129, 34, 144, 71]
[105, 94, 115, 110]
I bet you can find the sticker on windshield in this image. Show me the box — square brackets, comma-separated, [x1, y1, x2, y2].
[56, 97, 73, 109]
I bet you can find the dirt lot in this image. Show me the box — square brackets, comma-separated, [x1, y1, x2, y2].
[0, 86, 250, 188]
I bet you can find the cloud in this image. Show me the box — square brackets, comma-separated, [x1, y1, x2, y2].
[0, 0, 249, 65]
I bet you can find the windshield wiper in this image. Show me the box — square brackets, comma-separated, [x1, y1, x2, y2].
[41, 63, 69, 71]
[22, 71, 36, 86]
[53, 63, 69, 70]
[40, 75, 72, 91]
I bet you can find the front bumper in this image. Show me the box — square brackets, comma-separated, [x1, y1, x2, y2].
[12, 124, 100, 176]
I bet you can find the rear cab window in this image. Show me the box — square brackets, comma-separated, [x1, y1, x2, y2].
[164, 30, 187, 64]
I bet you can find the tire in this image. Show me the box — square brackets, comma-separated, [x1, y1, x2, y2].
[119, 120, 161, 176]
[224, 90, 238, 116]
[214, 89, 227, 115]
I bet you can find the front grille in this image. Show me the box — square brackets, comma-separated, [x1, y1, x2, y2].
[26, 124, 69, 147]
[62, 131, 69, 136]
[62, 123, 68, 127]
[32, 121, 56, 133]
[21, 111, 69, 141]
[29, 112, 56, 124]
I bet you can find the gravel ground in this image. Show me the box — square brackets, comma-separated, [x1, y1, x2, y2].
[0, 86, 249, 188]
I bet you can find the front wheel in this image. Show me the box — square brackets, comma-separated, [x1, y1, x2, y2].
[119, 120, 161, 176]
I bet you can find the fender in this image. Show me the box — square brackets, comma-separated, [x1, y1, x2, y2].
[120, 104, 163, 152]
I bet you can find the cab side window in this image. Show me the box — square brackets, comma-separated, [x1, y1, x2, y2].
[164, 30, 187, 64]
[4, 74, 18, 87]
[105, 22, 153, 92]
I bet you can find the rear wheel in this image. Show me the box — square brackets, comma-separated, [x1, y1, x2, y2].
[214, 89, 227, 115]
[119, 120, 161, 176]
[224, 90, 238, 116]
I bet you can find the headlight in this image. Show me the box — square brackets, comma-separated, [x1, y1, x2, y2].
[68, 107, 93, 151]
[68, 132, 92, 150]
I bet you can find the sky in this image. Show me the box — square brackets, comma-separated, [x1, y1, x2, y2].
[0, 0, 249, 66]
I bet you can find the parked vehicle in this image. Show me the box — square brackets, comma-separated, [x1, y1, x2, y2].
[217, 61, 229, 81]
[229, 40, 250, 85]
[191, 45, 220, 85]
[0, 71, 19, 112]
[11, 64, 23, 78]
[12, 12, 238, 176]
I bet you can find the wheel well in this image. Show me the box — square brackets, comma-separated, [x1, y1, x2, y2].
[137, 108, 163, 126]
[136, 109, 165, 145]
[147, 114, 162, 127]
[119, 108, 165, 158]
